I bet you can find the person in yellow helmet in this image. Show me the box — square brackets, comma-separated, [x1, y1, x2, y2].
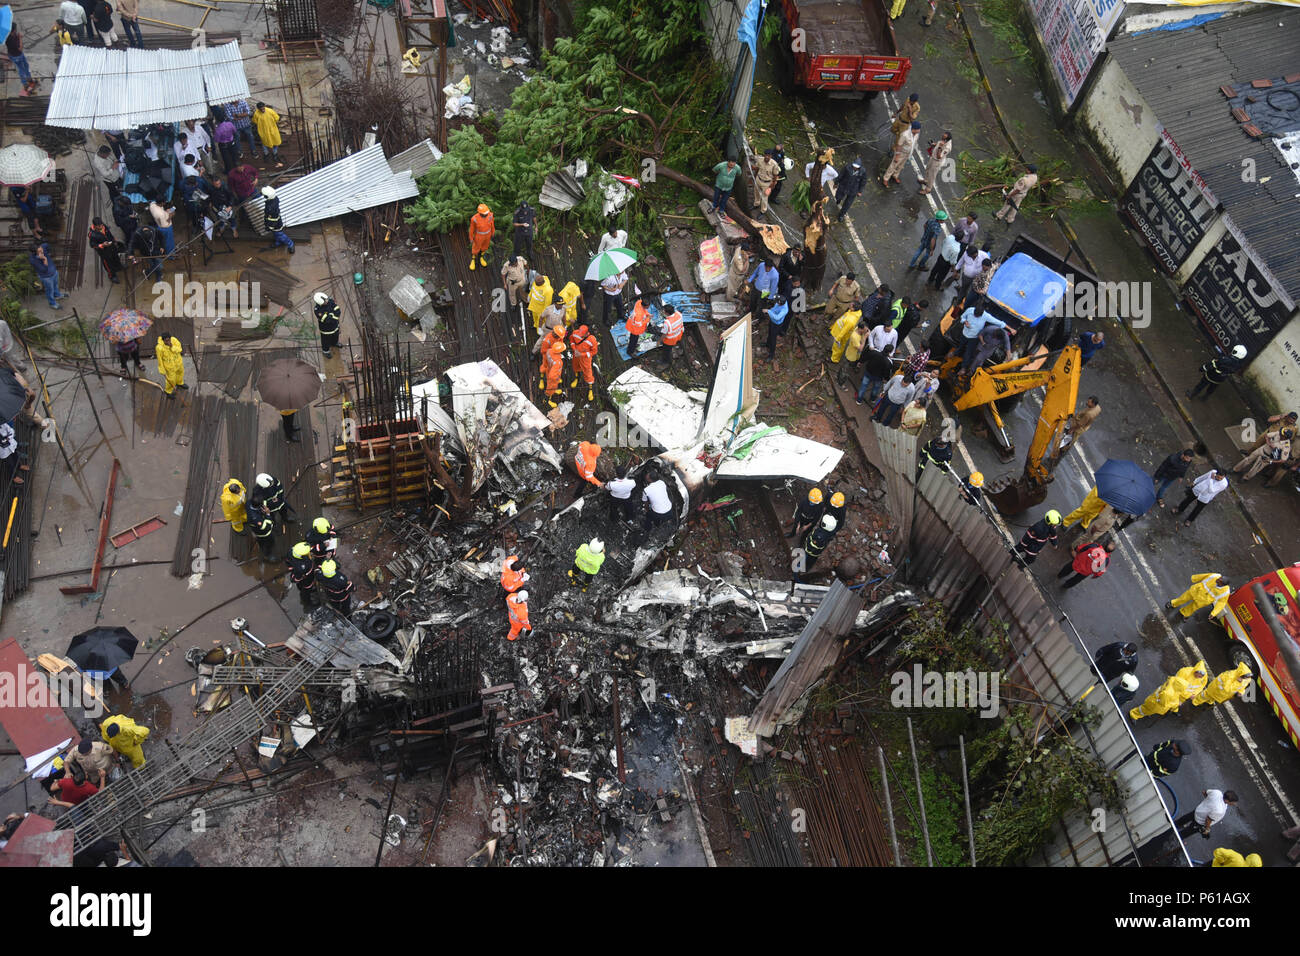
[960, 471, 984, 507]
[101, 714, 150, 769]
[1192, 662, 1252, 707]
[527, 273, 554, 331]
[1130, 670, 1191, 720]
[1167, 573, 1232, 620]
[154, 334, 186, 397]
[1061, 486, 1106, 529]
[790, 486, 824, 538]
[1014, 510, 1061, 565]
[824, 489, 847, 529]
[286, 540, 318, 608]
[1211, 848, 1261, 867]
[220, 478, 248, 533]
[306, 516, 336, 567]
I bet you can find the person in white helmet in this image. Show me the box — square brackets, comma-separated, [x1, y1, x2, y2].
[1113, 672, 1140, 706]
[261, 185, 294, 254]
[313, 291, 342, 357]
[1187, 345, 1246, 400]
[570, 537, 606, 590]
[798, 513, 839, 577]
[249, 472, 295, 526]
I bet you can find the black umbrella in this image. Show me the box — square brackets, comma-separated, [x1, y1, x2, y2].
[0, 367, 28, 422]
[66, 626, 138, 675]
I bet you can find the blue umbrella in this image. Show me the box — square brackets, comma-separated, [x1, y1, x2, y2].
[1093, 459, 1156, 517]
[0, 7, 11, 46]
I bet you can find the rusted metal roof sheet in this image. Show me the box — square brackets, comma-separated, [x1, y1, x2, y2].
[862, 421, 1182, 866]
[0, 638, 80, 761]
[45, 42, 250, 130]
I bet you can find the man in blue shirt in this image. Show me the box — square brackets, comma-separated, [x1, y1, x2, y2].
[29, 243, 68, 309]
[748, 259, 779, 318]
[958, 306, 1006, 371]
[908, 210, 948, 269]
[764, 294, 789, 367]
[1078, 331, 1104, 366]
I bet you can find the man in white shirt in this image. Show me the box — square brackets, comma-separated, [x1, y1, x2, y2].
[804, 161, 837, 190]
[942, 244, 988, 294]
[867, 322, 897, 355]
[642, 472, 674, 531]
[60, 1, 88, 42]
[91, 146, 123, 201]
[606, 466, 637, 523]
[1174, 470, 1227, 527]
[596, 225, 628, 254]
[1176, 788, 1237, 839]
[600, 270, 628, 327]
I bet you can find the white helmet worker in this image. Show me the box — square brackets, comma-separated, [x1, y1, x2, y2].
[1119, 673, 1139, 693]
[256, 473, 272, 488]
[821, 515, 838, 532]
[1232, 345, 1247, 359]
[313, 292, 329, 306]
[589, 538, 604, 554]
[261, 186, 277, 199]
[514, 590, 528, 603]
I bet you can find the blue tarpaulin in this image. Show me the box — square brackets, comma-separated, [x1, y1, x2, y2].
[737, 0, 762, 60]
[986, 253, 1068, 327]
[611, 291, 711, 361]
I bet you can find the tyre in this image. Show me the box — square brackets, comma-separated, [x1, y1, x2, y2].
[362, 609, 399, 642]
[1227, 641, 1255, 674]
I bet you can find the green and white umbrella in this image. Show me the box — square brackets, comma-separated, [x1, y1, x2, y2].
[585, 247, 637, 282]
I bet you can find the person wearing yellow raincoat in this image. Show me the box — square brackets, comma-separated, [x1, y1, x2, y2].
[1168, 572, 1232, 619]
[1174, 661, 1209, 704]
[1061, 486, 1105, 529]
[829, 307, 862, 364]
[558, 281, 584, 327]
[526, 274, 553, 331]
[221, 478, 248, 533]
[1193, 662, 1252, 707]
[1130, 672, 1190, 720]
[101, 714, 150, 769]
[155, 335, 186, 396]
[1211, 848, 1261, 867]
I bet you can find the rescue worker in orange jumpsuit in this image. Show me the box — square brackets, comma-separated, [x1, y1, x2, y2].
[501, 555, 528, 594]
[570, 325, 598, 402]
[468, 203, 494, 270]
[534, 321, 566, 362]
[542, 338, 566, 407]
[574, 440, 603, 488]
[506, 589, 530, 641]
[659, 305, 684, 366]
[625, 297, 650, 358]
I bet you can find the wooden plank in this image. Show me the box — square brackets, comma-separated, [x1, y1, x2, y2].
[60, 459, 120, 595]
[110, 515, 167, 548]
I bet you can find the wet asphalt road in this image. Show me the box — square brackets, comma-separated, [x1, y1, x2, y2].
[745, 18, 1300, 864]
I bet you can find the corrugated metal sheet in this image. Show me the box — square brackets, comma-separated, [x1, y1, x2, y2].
[863, 421, 1184, 866]
[45, 42, 250, 130]
[387, 139, 442, 180]
[751, 581, 865, 736]
[241, 143, 419, 234]
[1107, 8, 1300, 298]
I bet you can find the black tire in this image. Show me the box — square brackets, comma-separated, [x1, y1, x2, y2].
[1227, 641, 1255, 674]
[362, 609, 399, 642]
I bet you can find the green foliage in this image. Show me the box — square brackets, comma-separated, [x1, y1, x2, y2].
[893, 600, 1010, 674]
[406, 0, 725, 241]
[976, 0, 1031, 61]
[789, 179, 811, 214]
[0, 256, 44, 345]
[968, 705, 1126, 866]
[895, 763, 967, 867]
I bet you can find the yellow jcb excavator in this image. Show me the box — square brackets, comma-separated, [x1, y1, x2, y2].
[939, 343, 1081, 513]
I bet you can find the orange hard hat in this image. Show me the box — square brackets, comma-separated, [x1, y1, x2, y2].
[477, 203, 489, 215]
[550, 339, 565, 352]
[575, 325, 589, 338]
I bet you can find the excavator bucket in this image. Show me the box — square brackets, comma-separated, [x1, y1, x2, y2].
[987, 473, 1048, 515]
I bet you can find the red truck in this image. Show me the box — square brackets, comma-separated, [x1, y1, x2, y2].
[772, 0, 911, 98]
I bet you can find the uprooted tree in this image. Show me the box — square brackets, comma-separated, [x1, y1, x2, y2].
[405, 0, 749, 242]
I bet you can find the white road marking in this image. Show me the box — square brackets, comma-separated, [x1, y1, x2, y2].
[791, 95, 1298, 824]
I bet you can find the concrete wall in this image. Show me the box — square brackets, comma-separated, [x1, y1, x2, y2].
[1248, 312, 1300, 414]
[1077, 57, 1158, 185]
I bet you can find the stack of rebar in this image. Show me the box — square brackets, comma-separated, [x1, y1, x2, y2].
[0, 418, 40, 601]
[790, 733, 893, 866]
[171, 394, 226, 577]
